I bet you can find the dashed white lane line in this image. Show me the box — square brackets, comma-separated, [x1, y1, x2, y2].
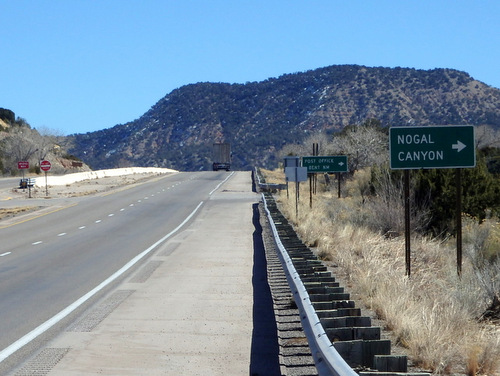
[0, 201, 204, 364]
[0, 252, 11, 257]
[18, 184, 180, 251]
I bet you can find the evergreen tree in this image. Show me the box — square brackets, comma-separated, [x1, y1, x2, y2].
[413, 155, 500, 236]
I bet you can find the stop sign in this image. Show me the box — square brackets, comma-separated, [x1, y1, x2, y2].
[40, 160, 51, 172]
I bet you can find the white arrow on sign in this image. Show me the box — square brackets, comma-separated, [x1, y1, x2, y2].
[339, 162, 344, 166]
[452, 140, 466, 152]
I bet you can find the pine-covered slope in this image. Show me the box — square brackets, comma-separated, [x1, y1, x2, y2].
[68, 65, 500, 171]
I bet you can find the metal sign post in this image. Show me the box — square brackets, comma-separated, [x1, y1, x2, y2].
[18, 161, 30, 196]
[404, 170, 411, 276]
[309, 144, 319, 208]
[284, 157, 300, 200]
[390, 125, 476, 276]
[40, 160, 52, 196]
[456, 169, 462, 276]
[285, 167, 308, 219]
[303, 155, 348, 205]
[18, 161, 29, 191]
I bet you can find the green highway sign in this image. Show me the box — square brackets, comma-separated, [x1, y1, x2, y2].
[302, 156, 348, 173]
[389, 125, 476, 169]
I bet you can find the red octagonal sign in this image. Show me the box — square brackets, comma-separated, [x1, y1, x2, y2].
[40, 160, 51, 172]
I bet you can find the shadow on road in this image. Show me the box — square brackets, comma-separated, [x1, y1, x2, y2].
[249, 203, 281, 376]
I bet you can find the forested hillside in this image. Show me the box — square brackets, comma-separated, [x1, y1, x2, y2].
[64, 65, 500, 170]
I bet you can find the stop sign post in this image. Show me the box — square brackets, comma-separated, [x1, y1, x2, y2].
[40, 160, 51, 196]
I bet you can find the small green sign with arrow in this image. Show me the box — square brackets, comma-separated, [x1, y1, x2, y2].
[302, 156, 348, 173]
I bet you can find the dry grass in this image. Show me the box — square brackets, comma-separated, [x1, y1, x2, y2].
[0, 206, 39, 220]
[263, 168, 500, 375]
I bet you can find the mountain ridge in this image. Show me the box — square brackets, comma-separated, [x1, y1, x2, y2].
[68, 64, 500, 171]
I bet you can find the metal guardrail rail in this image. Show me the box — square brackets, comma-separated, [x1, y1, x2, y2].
[262, 192, 358, 376]
[256, 168, 430, 376]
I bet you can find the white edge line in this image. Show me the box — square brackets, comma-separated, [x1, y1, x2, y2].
[209, 171, 234, 196]
[0, 200, 204, 363]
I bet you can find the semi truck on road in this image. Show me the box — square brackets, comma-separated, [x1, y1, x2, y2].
[212, 143, 231, 171]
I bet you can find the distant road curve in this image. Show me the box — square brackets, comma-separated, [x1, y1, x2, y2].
[35, 167, 178, 187]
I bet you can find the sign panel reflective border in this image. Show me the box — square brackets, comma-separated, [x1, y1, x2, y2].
[302, 156, 348, 173]
[389, 125, 476, 169]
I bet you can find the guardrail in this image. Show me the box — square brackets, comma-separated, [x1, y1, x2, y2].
[256, 167, 430, 376]
[253, 167, 286, 192]
[262, 192, 358, 376]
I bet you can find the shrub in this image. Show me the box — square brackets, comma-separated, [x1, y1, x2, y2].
[413, 157, 500, 236]
[264, 167, 500, 374]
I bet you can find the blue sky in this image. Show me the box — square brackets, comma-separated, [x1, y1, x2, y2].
[2, 1, 499, 135]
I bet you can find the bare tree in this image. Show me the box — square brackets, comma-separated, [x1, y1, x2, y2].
[329, 124, 388, 171]
[1, 125, 61, 173]
[33, 126, 64, 162]
[278, 132, 331, 160]
[2, 126, 38, 165]
[475, 124, 500, 149]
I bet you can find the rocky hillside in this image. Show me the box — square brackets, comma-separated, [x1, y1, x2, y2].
[0, 110, 90, 175]
[68, 64, 500, 171]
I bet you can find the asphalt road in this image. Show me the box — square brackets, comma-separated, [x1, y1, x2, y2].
[0, 171, 231, 372]
[0, 177, 21, 193]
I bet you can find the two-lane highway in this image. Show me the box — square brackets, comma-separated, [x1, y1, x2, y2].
[0, 171, 231, 370]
